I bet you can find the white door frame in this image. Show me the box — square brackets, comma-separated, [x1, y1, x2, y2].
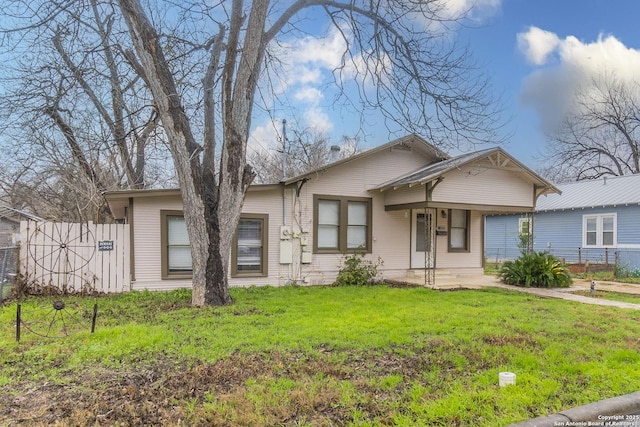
[410, 208, 435, 269]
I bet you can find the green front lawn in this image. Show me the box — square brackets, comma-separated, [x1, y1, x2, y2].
[2, 285, 640, 426]
[571, 289, 640, 305]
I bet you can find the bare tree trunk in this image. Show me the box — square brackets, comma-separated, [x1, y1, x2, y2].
[119, 0, 232, 306]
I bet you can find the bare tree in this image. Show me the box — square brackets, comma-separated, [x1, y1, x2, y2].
[115, 0, 502, 306]
[542, 74, 640, 181]
[249, 125, 359, 184]
[0, 0, 165, 221]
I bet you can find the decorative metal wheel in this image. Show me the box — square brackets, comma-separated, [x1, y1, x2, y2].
[16, 297, 97, 340]
[27, 222, 96, 292]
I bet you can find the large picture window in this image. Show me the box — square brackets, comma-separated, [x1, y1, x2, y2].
[161, 211, 268, 279]
[448, 209, 470, 252]
[313, 195, 372, 253]
[583, 214, 616, 247]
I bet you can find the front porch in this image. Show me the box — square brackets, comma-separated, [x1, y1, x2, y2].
[387, 269, 501, 289]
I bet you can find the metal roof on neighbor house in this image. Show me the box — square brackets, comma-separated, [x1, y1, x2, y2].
[536, 174, 640, 211]
[0, 205, 43, 222]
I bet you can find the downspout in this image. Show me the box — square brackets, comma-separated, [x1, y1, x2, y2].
[282, 185, 287, 227]
[128, 197, 135, 285]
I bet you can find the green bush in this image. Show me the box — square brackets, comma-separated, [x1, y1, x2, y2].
[616, 263, 640, 279]
[335, 251, 383, 286]
[499, 251, 571, 288]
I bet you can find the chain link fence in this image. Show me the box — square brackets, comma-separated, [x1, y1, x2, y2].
[485, 246, 640, 277]
[1, 246, 19, 302]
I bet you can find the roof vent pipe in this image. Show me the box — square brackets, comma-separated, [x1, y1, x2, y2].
[330, 145, 341, 163]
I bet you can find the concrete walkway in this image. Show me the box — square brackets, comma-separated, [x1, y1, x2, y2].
[389, 273, 640, 310]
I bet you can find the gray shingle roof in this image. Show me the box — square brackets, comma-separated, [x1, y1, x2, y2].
[370, 147, 559, 196]
[371, 148, 497, 190]
[536, 174, 640, 211]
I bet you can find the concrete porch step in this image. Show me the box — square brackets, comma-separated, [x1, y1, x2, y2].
[406, 269, 459, 279]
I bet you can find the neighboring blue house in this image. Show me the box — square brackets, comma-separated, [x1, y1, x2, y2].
[485, 174, 640, 272]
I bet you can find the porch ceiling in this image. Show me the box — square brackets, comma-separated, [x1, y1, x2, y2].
[384, 201, 534, 213]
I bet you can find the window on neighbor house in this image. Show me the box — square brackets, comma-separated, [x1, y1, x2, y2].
[448, 209, 470, 252]
[518, 217, 531, 236]
[232, 214, 269, 277]
[313, 195, 372, 253]
[160, 211, 268, 279]
[583, 214, 616, 247]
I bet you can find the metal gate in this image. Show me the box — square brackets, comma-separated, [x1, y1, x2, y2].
[19, 220, 130, 294]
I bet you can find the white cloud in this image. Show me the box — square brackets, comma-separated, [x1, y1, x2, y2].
[303, 107, 333, 134]
[410, 0, 502, 33]
[294, 87, 323, 103]
[519, 29, 640, 133]
[517, 26, 561, 65]
[438, 0, 502, 22]
[269, 27, 348, 94]
[248, 122, 279, 153]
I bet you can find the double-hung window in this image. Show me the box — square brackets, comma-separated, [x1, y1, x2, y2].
[518, 217, 531, 237]
[314, 195, 372, 253]
[232, 214, 269, 277]
[448, 209, 470, 252]
[583, 214, 616, 247]
[161, 211, 269, 279]
[161, 210, 193, 278]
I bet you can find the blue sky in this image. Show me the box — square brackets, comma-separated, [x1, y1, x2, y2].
[249, 0, 640, 171]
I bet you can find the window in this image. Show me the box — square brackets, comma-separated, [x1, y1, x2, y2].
[583, 214, 616, 247]
[161, 210, 193, 279]
[161, 211, 269, 279]
[232, 214, 269, 277]
[448, 209, 470, 252]
[518, 217, 531, 236]
[313, 195, 372, 253]
[415, 212, 431, 252]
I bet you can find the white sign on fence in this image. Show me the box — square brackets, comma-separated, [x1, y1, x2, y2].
[19, 220, 131, 294]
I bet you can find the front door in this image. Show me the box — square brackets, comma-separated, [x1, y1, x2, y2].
[411, 209, 435, 269]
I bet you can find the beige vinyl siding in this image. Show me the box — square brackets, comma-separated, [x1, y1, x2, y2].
[308, 148, 432, 191]
[431, 167, 533, 207]
[231, 188, 284, 287]
[383, 185, 426, 206]
[132, 195, 189, 291]
[294, 149, 429, 283]
[130, 189, 286, 290]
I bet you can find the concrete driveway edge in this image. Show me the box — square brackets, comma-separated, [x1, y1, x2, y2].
[507, 391, 640, 426]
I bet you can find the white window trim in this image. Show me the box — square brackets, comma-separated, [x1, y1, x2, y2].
[518, 217, 531, 236]
[582, 213, 617, 248]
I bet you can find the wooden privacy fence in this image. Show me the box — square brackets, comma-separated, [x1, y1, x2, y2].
[19, 220, 130, 293]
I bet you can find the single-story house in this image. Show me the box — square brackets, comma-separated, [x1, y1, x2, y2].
[485, 174, 640, 270]
[104, 134, 558, 291]
[0, 205, 44, 247]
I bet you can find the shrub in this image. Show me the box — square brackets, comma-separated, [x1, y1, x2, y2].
[335, 251, 383, 286]
[615, 262, 640, 279]
[499, 251, 571, 288]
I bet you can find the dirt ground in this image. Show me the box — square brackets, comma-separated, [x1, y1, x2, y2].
[0, 346, 448, 426]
